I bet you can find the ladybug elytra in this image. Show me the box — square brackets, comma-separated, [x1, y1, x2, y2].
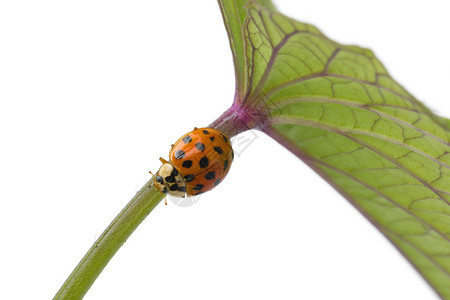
[153, 127, 234, 198]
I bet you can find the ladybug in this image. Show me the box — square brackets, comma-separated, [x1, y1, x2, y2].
[153, 127, 234, 198]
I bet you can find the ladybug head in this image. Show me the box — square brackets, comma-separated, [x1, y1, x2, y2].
[154, 162, 186, 198]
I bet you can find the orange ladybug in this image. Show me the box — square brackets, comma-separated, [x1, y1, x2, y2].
[153, 127, 234, 198]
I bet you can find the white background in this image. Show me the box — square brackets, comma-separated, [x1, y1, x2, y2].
[0, 1, 449, 299]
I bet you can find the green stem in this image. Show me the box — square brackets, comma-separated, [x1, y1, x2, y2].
[54, 178, 164, 299]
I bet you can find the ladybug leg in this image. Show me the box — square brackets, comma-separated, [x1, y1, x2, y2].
[159, 157, 170, 164]
[156, 189, 168, 205]
[156, 188, 168, 205]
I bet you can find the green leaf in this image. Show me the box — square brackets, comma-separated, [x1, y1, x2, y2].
[218, 0, 276, 100]
[217, 0, 450, 297]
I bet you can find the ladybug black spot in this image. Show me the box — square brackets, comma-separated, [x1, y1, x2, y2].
[214, 178, 221, 186]
[223, 160, 229, 171]
[203, 130, 210, 135]
[182, 160, 193, 168]
[170, 168, 179, 177]
[162, 187, 168, 194]
[199, 156, 209, 168]
[210, 137, 215, 142]
[169, 184, 186, 192]
[169, 184, 179, 191]
[196, 142, 205, 151]
[221, 133, 229, 143]
[165, 175, 176, 183]
[175, 150, 185, 159]
[205, 171, 215, 180]
[182, 135, 192, 144]
[184, 174, 195, 182]
[214, 146, 223, 155]
[193, 184, 204, 191]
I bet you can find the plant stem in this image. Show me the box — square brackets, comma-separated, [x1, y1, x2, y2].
[54, 178, 164, 299]
[209, 103, 256, 138]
